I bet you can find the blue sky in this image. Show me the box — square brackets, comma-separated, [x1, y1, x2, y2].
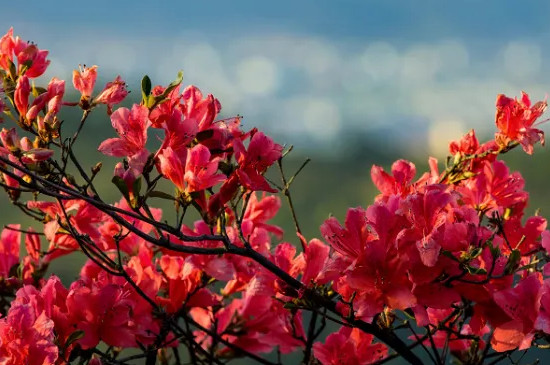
[5, 1, 550, 156]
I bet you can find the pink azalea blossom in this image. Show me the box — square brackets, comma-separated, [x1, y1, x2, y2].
[184, 144, 225, 192]
[0, 279, 61, 365]
[157, 255, 217, 313]
[457, 159, 528, 215]
[0, 225, 20, 279]
[72, 64, 98, 99]
[98, 197, 161, 254]
[94, 76, 128, 113]
[491, 274, 542, 352]
[495, 92, 547, 154]
[156, 108, 198, 159]
[181, 85, 221, 131]
[0, 28, 50, 78]
[234, 131, 282, 193]
[13, 75, 30, 116]
[148, 83, 183, 128]
[27, 199, 105, 262]
[313, 326, 387, 365]
[67, 258, 162, 349]
[98, 104, 150, 158]
[24, 77, 65, 124]
[158, 146, 185, 191]
[243, 193, 284, 238]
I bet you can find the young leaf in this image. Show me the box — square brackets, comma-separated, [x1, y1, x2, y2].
[141, 75, 152, 103]
[505, 249, 521, 274]
[112, 176, 130, 201]
[147, 190, 176, 201]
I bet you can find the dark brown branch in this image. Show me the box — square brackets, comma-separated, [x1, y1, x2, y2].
[0, 156, 424, 365]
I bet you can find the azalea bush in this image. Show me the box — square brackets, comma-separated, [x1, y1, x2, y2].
[1, 27, 550, 365]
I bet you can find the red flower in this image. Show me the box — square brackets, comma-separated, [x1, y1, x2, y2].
[313, 326, 387, 365]
[495, 92, 547, 154]
[67, 257, 162, 349]
[0, 225, 21, 279]
[491, 274, 542, 352]
[158, 144, 225, 195]
[72, 65, 98, 99]
[94, 76, 128, 113]
[98, 104, 150, 158]
[243, 193, 284, 238]
[235, 131, 282, 193]
[26, 77, 65, 123]
[457, 160, 528, 216]
[0, 28, 50, 78]
[181, 85, 221, 131]
[0, 278, 62, 365]
[13, 75, 30, 116]
[184, 144, 225, 192]
[157, 255, 218, 313]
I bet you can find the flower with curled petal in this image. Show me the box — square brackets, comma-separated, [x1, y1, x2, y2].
[495, 92, 547, 154]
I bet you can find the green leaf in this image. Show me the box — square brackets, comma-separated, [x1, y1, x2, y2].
[488, 240, 500, 259]
[465, 265, 487, 275]
[141, 75, 152, 102]
[8, 60, 16, 79]
[152, 70, 184, 108]
[64, 330, 85, 349]
[129, 177, 142, 209]
[505, 249, 521, 275]
[283, 301, 298, 309]
[132, 177, 142, 196]
[218, 160, 234, 176]
[441, 250, 459, 262]
[196, 129, 214, 142]
[469, 247, 483, 259]
[164, 70, 183, 97]
[112, 176, 130, 201]
[32, 85, 47, 97]
[147, 190, 176, 201]
[19, 59, 33, 75]
[402, 309, 415, 320]
[144, 71, 183, 110]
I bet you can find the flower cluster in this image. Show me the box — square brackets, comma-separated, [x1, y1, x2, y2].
[1, 27, 550, 365]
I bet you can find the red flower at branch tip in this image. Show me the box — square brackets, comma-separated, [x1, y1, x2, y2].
[72, 64, 98, 99]
[0, 28, 50, 78]
[495, 91, 547, 154]
[94, 76, 128, 113]
[181, 85, 221, 131]
[235, 131, 282, 193]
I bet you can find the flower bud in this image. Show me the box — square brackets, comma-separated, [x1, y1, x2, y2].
[14, 75, 30, 117]
[19, 136, 33, 150]
[21, 148, 54, 163]
[0, 128, 20, 151]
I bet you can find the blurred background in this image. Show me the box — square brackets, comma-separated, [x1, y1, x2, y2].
[3, 1, 550, 363]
